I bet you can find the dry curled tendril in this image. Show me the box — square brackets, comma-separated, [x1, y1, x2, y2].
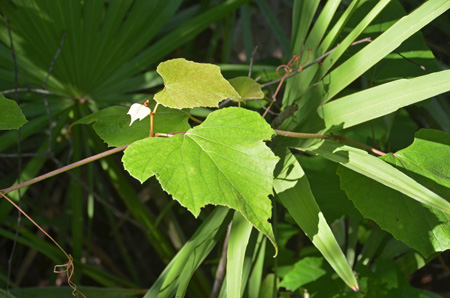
[54, 255, 86, 298]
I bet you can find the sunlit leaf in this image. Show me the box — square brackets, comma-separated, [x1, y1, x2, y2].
[122, 107, 279, 251]
[154, 58, 241, 109]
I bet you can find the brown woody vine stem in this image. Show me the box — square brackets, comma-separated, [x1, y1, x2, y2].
[274, 129, 386, 156]
[150, 102, 160, 137]
[0, 144, 129, 194]
[261, 37, 373, 88]
[1, 129, 385, 195]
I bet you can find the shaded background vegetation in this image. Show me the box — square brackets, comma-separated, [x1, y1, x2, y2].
[0, 0, 449, 297]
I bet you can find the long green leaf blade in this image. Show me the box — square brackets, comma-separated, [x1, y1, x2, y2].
[308, 69, 450, 133]
[283, 0, 391, 111]
[305, 140, 450, 214]
[146, 207, 231, 298]
[338, 129, 450, 256]
[226, 212, 253, 298]
[322, 0, 450, 102]
[273, 148, 359, 291]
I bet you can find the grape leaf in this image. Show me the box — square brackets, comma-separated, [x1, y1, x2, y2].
[0, 94, 27, 130]
[338, 129, 450, 256]
[154, 58, 241, 109]
[122, 107, 279, 251]
[228, 76, 264, 101]
[72, 105, 190, 147]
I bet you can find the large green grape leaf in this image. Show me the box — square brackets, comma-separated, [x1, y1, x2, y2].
[122, 107, 279, 251]
[72, 105, 190, 147]
[338, 129, 450, 257]
[154, 58, 241, 109]
[0, 94, 27, 130]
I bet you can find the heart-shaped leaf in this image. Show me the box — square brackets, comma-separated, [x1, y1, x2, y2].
[122, 107, 279, 252]
[154, 58, 241, 109]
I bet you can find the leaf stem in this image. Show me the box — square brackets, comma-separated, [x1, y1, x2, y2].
[273, 129, 337, 140]
[150, 102, 160, 137]
[154, 131, 186, 138]
[210, 222, 232, 298]
[189, 115, 203, 124]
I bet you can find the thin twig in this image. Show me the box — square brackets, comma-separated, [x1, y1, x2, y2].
[274, 129, 386, 156]
[0, 191, 86, 298]
[1, 144, 129, 195]
[50, 157, 145, 230]
[210, 222, 232, 298]
[150, 102, 159, 137]
[248, 46, 258, 77]
[253, 99, 279, 115]
[4, 14, 22, 296]
[218, 98, 232, 108]
[1, 88, 54, 95]
[154, 131, 186, 138]
[43, 32, 65, 89]
[0, 130, 189, 196]
[42, 31, 65, 153]
[262, 51, 311, 118]
[393, 50, 426, 70]
[219, 46, 258, 109]
[343, 137, 386, 156]
[261, 37, 372, 88]
[0, 152, 49, 158]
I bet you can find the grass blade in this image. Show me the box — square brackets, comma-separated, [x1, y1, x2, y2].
[145, 207, 232, 298]
[306, 69, 450, 133]
[226, 212, 253, 297]
[273, 148, 359, 291]
[322, 0, 450, 102]
[255, 0, 290, 54]
[283, 0, 391, 114]
[305, 140, 450, 214]
[247, 234, 266, 298]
